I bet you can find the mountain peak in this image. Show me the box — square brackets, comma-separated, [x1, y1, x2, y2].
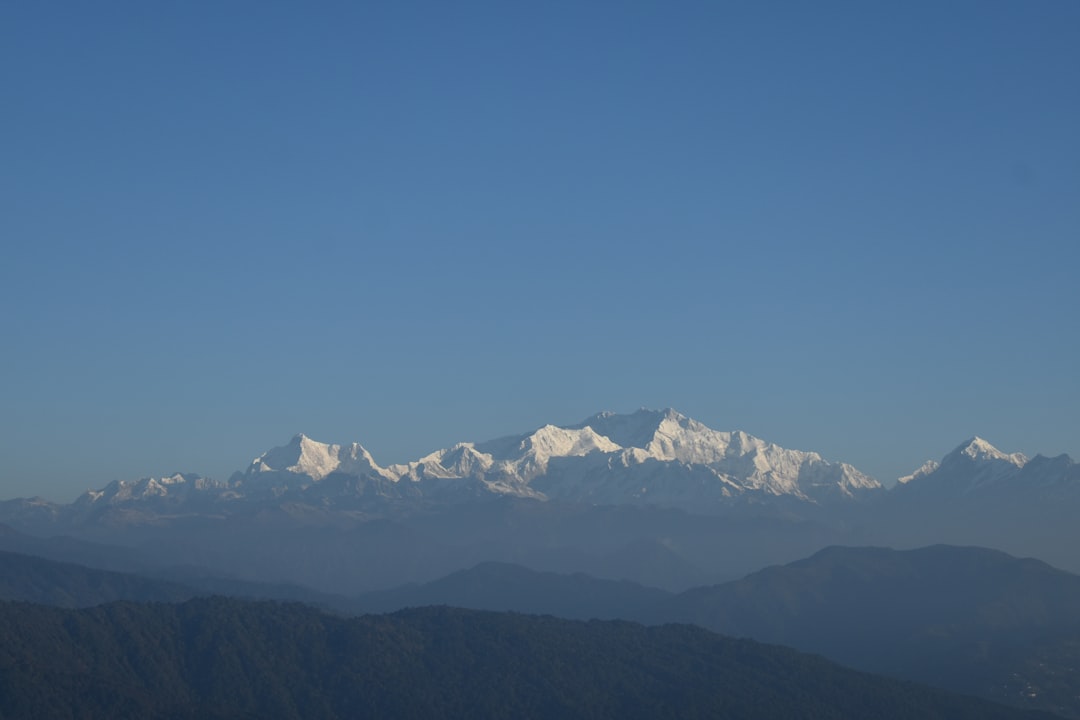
[960, 435, 997, 454]
[245, 434, 389, 483]
[573, 408, 689, 450]
[25, 410, 884, 517]
[948, 437, 1028, 468]
[897, 460, 940, 485]
[893, 436, 1032, 496]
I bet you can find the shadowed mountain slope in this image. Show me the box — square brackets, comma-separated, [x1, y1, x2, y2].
[0, 550, 194, 607]
[0, 598, 1059, 720]
[653, 545, 1080, 717]
[353, 561, 671, 619]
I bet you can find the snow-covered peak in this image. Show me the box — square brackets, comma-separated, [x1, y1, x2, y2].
[387, 441, 498, 481]
[897, 460, 940, 485]
[398, 424, 621, 485]
[57, 409, 883, 517]
[245, 434, 390, 482]
[501, 425, 621, 481]
[573, 407, 737, 463]
[645, 412, 739, 464]
[523, 424, 621, 460]
[947, 437, 1028, 468]
[572, 409, 880, 499]
[573, 408, 682, 450]
[73, 472, 220, 506]
[896, 437, 1031, 496]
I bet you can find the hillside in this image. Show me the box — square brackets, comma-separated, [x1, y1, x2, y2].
[653, 545, 1080, 717]
[0, 598, 1058, 720]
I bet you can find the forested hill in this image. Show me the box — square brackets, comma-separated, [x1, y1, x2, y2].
[0, 598, 1060, 720]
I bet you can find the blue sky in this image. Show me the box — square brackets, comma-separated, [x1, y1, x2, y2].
[2, 1, 1077, 500]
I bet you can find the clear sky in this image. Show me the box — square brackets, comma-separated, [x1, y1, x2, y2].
[2, 1, 1077, 501]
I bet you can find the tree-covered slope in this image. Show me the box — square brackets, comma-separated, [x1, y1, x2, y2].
[0, 598, 1059, 720]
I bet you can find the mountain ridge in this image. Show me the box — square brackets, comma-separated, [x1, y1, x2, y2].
[4, 409, 1077, 532]
[20, 409, 890, 520]
[0, 543, 1074, 718]
[3, 411, 1078, 595]
[650, 543, 1080, 718]
[0, 598, 1055, 720]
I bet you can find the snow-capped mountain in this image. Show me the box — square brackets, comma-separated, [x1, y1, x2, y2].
[894, 436, 1028, 498]
[11, 411, 1075, 532]
[74, 473, 225, 508]
[223, 408, 883, 511]
[897, 460, 940, 486]
[573, 409, 879, 501]
[892, 436, 1080, 505]
[29, 409, 883, 521]
[944, 436, 1030, 489]
[3, 415, 1079, 595]
[233, 434, 396, 491]
[873, 437, 1080, 575]
[896, 436, 1030, 498]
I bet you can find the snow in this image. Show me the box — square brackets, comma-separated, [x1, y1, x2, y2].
[898, 460, 940, 485]
[897, 437, 1033, 496]
[383, 409, 882, 506]
[246, 434, 395, 482]
[67, 409, 888, 513]
[955, 436, 1028, 467]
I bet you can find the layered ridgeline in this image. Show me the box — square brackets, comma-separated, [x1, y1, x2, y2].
[3, 542, 1079, 718]
[15, 540, 1075, 709]
[2, 410, 1077, 594]
[874, 436, 1080, 573]
[4, 409, 883, 526]
[4, 412, 1076, 531]
[651, 545, 1080, 718]
[0, 598, 1059, 720]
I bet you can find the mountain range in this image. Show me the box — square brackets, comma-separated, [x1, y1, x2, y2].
[12, 407, 1076, 523]
[45, 408, 885, 520]
[2, 543, 1078, 718]
[1, 408, 1077, 594]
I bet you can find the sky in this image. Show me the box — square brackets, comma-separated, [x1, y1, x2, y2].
[1, 1, 1077, 501]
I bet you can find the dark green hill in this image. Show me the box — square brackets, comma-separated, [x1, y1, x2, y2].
[653, 545, 1080, 717]
[0, 598, 1058, 720]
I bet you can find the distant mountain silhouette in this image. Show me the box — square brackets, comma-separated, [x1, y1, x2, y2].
[3, 427, 1078, 600]
[652, 545, 1080, 718]
[0, 522, 157, 573]
[354, 561, 670, 618]
[4, 534, 1080, 717]
[0, 550, 194, 607]
[0, 547, 370, 615]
